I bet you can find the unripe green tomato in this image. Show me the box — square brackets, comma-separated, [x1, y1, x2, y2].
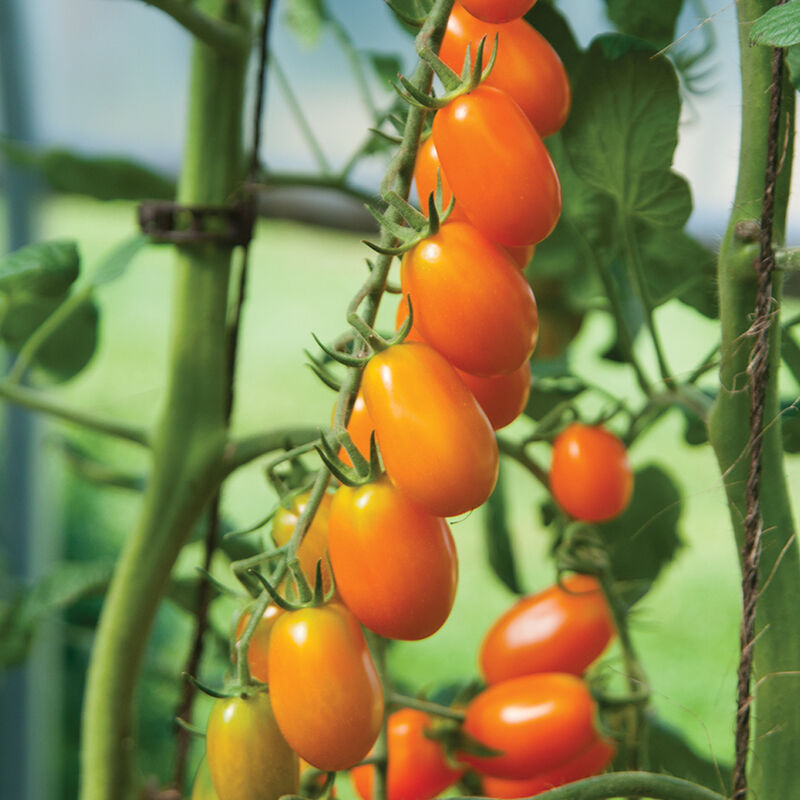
[206, 692, 299, 800]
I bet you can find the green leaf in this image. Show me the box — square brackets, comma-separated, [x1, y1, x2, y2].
[751, 1, 800, 48]
[605, 0, 684, 51]
[524, 374, 586, 421]
[0, 140, 174, 201]
[90, 235, 148, 287]
[483, 466, 523, 595]
[563, 38, 686, 229]
[644, 716, 732, 794]
[0, 295, 99, 382]
[366, 52, 403, 87]
[0, 240, 79, 297]
[284, 0, 329, 48]
[599, 464, 683, 604]
[786, 44, 800, 91]
[0, 561, 113, 669]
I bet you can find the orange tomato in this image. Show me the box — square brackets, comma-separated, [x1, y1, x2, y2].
[456, 364, 531, 431]
[329, 476, 458, 640]
[481, 737, 616, 797]
[337, 390, 374, 468]
[234, 603, 283, 684]
[460, 673, 598, 779]
[440, 4, 570, 137]
[549, 423, 633, 522]
[479, 574, 615, 683]
[413, 136, 466, 221]
[433, 86, 561, 246]
[268, 603, 384, 771]
[401, 222, 538, 377]
[459, 0, 537, 24]
[362, 342, 499, 517]
[351, 709, 465, 800]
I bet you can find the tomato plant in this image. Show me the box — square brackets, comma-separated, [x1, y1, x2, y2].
[401, 221, 538, 376]
[267, 602, 384, 771]
[432, 85, 561, 246]
[460, 673, 598, 779]
[329, 476, 458, 640]
[549, 423, 634, 522]
[351, 709, 465, 800]
[205, 692, 299, 800]
[480, 574, 615, 682]
[440, 3, 570, 137]
[361, 342, 499, 517]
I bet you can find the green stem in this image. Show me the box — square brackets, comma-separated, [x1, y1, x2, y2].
[223, 426, 321, 474]
[79, 13, 249, 798]
[464, 772, 726, 800]
[256, 169, 375, 205]
[496, 435, 549, 489]
[707, 3, 800, 798]
[0, 378, 149, 445]
[139, 0, 250, 53]
[387, 692, 465, 722]
[366, 632, 390, 800]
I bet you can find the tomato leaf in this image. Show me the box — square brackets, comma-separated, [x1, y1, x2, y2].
[0, 239, 79, 297]
[365, 52, 404, 87]
[599, 464, 684, 604]
[284, 0, 329, 48]
[604, 0, 684, 51]
[483, 466, 523, 595]
[525, 2, 582, 78]
[750, 0, 800, 48]
[786, 44, 800, 91]
[0, 140, 174, 201]
[643, 716, 732, 794]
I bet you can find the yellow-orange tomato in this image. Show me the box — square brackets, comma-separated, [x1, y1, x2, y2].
[351, 710, 465, 800]
[206, 692, 298, 800]
[401, 222, 538, 377]
[433, 85, 561, 246]
[191, 757, 218, 800]
[440, 4, 570, 137]
[460, 673, 598, 779]
[337, 390, 374, 468]
[272, 491, 334, 594]
[504, 244, 535, 269]
[457, 364, 531, 431]
[268, 603, 384, 771]
[549, 423, 633, 522]
[481, 737, 616, 797]
[413, 136, 466, 221]
[459, 0, 537, 24]
[479, 574, 615, 683]
[329, 477, 458, 640]
[362, 342, 499, 517]
[234, 604, 283, 684]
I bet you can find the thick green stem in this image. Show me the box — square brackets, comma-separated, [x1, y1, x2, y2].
[707, 3, 800, 797]
[79, 14, 249, 799]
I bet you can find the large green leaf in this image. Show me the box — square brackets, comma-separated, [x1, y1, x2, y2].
[0, 140, 174, 201]
[605, 0, 684, 50]
[751, 1, 800, 48]
[0, 561, 114, 669]
[599, 464, 684, 604]
[0, 240, 79, 297]
[525, 2, 582, 78]
[644, 716, 732, 794]
[483, 466, 523, 595]
[284, 0, 329, 47]
[563, 37, 689, 229]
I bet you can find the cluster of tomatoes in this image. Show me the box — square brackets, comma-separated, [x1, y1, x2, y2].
[193, 2, 639, 798]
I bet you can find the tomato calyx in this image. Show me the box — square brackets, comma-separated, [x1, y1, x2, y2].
[247, 556, 336, 614]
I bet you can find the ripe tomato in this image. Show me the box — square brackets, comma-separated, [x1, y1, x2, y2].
[460, 673, 598, 779]
[338, 389, 374, 468]
[457, 364, 530, 431]
[481, 737, 616, 797]
[459, 0, 537, 24]
[480, 574, 614, 683]
[272, 490, 334, 594]
[268, 603, 384, 771]
[191, 757, 218, 800]
[504, 244, 535, 269]
[362, 342, 498, 517]
[329, 476, 458, 640]
[413, 136, 466, 221]
[433, 85, 561, 246]
[549, 423, 633, 522]
[351, 709, 465, 800]
[440, 4, 570, 137]
[401, 222, 538, 377]
[235, 603, 283, 684]
[206, 692, 299, 800]
[395, 303, 530, 430]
